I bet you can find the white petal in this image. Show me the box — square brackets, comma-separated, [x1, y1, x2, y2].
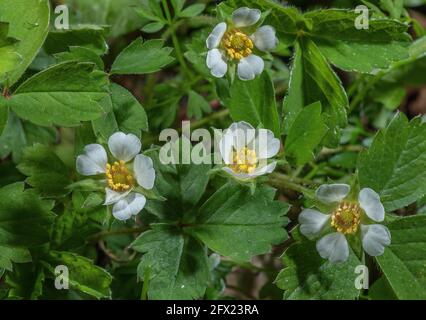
[134, 154, 156, 190]
[232, 7, 261, 27]
[104, 188, 132, 205]
[206, 22, 227, 49]
[316, 232, 349, 263]
[251, 129, 280, 159]
[206, 49, 228, 78]
[316, 184, 350, 204]
[250, 162, 277, 177]
[359, 188, 385, 222]
[76, 144, 107, 176]
[361, 224, 391, 257]
[229, 121, 256, 151]
[222, 167, 252, 181]
[219, 131, 234, 164]
[108, 132, 141, 162]
[237, 55, 264, 81]
[299, 209, 330, 239]
[112, 193, 146, 221]
[251, 25, 278, 51]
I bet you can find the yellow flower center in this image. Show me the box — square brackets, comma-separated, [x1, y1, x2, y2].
[106, 160, 134, 192]
[222, 29, 253, 60]
[331, 202, 361, 235]
[230, 147, 258, 174]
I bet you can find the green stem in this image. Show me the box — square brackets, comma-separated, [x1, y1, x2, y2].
[269, 172, 315, 197]
[162, 0, 191, 78]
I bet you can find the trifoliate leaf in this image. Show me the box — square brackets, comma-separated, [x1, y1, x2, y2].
[285, 101, 327, 166]
[187, 183, 289, 261]
[375, 215, 426, 299]
[7, 62, 108, 127]
[111, 38, 174, 75]
[358, 113, 426, 211]
[283, 38, 348, 146]
[132, 225, 209, 300]
[0, 182, 55, 247]
[17, 144, 72, 198]
[0, 0, 50, 86]
[275, 230, 361, 300]
[228, 71, 281, 137]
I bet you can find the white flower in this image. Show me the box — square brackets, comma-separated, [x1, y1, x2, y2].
[299, 184, 391, 263]
[206, 7, 278, 81]
[76, 132, 155, 221]
[218, 121, 280, 180]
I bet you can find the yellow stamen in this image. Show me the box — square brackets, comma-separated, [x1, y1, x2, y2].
[105, 160, 133, 192]
[331, 202, 362, 234]
[230, 147, 258, 174]
[221, 29, 253, 61]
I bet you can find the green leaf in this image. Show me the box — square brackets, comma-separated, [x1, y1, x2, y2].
[187, 183, 289, 261]
[136, 1, 166, 23]
[44, 26, 108, 56]
[0, 246, 31, 271]
[44, 251, 112, 299]
[55, 46, 105, 70]
[67, 0, 146, 38]
[358, 113, 426, 211]
[187, 90, 211, 120]
[376, 215, 426, 299]
[275, 231, 361, 300]
[0, 182, 55, 247]
[141, 22, 165, 33]
[368, 276, 397, 300]
[132, 225, 209, 300]
[5, 263, 44, 299]
[144, 147, 211, 214]
[0, 0, 50, 86]
[228, 71, 280, 137]
[179, 4, 206, 18]
[283, 38, 348, 146]
[0, 22, 21, 84]
[7, 62, 108, 127]
[305, 9, 410, 73]
[111, 38, 174, 75]
[0, 96, 7, 135]
[17, 144, 72, 197]
[93, 83, 148, 139]
[285, 101, 327, 165]
[0, 112, 57, 162]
